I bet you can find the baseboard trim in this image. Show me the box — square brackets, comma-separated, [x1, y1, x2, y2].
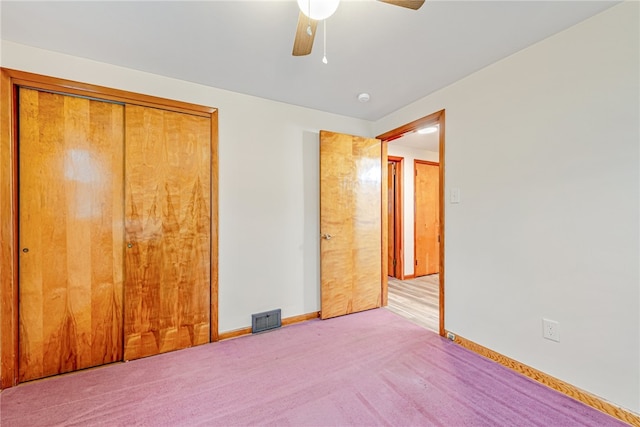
[281, 311, 320, 326]
[218, 326, 252, 341]
[448, 331, 640, 426]
[218, 311, 320, 341]
[403, 274, 416, 280]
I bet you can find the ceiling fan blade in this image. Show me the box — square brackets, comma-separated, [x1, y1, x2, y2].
[292, 11, 318, 56]
[377, 0, 425, 10]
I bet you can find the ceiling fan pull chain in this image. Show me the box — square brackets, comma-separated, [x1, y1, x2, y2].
[307, 0, 313, 36]
[322, 19, 328, 64]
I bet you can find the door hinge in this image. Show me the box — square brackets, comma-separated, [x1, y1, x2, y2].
[438, 235, 441, 243]
[393, 259, 397, 266]
[415, 260, 418, 266]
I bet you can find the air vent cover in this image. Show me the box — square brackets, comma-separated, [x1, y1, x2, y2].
[252, 309, 282, 333]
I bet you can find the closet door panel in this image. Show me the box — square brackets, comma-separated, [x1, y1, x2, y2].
[18, 88, 124, 382]
[124, 105, 211, 361]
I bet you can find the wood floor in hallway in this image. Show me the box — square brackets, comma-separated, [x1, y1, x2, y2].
[386, 274, 439, 333]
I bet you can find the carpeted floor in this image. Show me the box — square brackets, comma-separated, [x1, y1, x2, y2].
[0, 309, 625, 426]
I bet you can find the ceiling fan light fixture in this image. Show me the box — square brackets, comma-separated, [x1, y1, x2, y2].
[297, 0, 340, 21]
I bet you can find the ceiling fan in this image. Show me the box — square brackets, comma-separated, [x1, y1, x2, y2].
[292, 0, 425, 56]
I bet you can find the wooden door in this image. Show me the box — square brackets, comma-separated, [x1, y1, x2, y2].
[123, 105, 211, 360]
[387, 162, 396, 277]
[414, 161, 439, 276]
[18, 88, 124, 382]
[320, 131, 382, 319]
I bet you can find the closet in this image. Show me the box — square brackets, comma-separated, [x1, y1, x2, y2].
[1, 70, 218, 386]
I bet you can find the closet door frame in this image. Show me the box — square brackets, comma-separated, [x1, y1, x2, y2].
[0, 68, 219, 389]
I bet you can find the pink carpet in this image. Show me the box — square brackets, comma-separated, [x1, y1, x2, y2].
[0, 309, 626, 426]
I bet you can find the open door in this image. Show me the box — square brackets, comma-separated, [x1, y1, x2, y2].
[319, 131, 384, 319]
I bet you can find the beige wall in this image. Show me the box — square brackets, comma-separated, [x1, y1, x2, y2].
[375, 1, 639, 413]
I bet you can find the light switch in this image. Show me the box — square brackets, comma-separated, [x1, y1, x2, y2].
[450, 188, 460, 204]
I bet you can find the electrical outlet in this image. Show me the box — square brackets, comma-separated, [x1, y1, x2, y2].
[542, 318, 560, 342]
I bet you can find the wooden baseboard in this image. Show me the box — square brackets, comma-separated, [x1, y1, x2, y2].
[403, 274, 415, 280]
[282, 311, 320, 326]
[218, 326, 252, 341]
[218, 311, 320, 341]
[447, 331, 640, 426]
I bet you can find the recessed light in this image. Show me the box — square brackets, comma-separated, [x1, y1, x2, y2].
[417, 126, 438, 134]
[357, 93, 370, 103]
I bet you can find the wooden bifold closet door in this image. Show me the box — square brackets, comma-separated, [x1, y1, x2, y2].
[18, 87, 212, 382]
[123, 105, 211, 360]
[18, 88, 125, 382]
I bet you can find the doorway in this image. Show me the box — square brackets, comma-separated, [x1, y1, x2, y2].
[377, 110, 445, 336]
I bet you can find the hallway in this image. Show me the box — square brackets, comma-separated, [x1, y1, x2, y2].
[386, 274, 439, 333]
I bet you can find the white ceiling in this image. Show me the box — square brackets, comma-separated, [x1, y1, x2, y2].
[1, 0, 619, 121]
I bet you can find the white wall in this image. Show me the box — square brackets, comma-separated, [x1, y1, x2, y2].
[0, 40, 373, 333]
[375, 1, 639, 413]
[387, 143, 438, 277]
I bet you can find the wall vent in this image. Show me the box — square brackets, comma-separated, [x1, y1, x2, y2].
[252, 309, 282, 334]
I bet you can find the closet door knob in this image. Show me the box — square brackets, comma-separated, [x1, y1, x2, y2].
[22, 248, 29, 253]
[127, 243, 133, 248]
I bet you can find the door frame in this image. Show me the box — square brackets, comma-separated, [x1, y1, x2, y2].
[387, 156, 404, 280]
[0, 68, 219, 389]
[377, 109, 446, 337]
